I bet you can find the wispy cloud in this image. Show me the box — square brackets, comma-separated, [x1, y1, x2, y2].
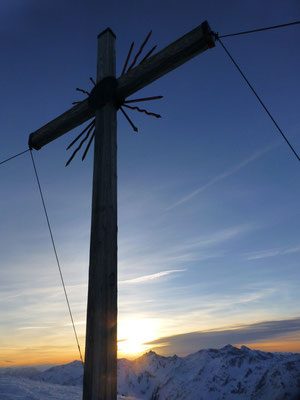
[119, 224, 254, 279]
[118, 281, 278, 336]
[17, 326, 49, 330]
[175, 224, 253, 251]
[166, 143, 276, 211]
[64, 320, 86, 327]
[120, 269, 186, 285]
[247, 245, 300, 260]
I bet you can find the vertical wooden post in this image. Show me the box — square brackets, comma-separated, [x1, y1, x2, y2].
[83, 28, 117, 400]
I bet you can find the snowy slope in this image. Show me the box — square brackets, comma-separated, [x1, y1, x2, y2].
[0, 375, 81, 400]
[0, 366, 41, 379]
[0, 376, 133, 400]
[1, 345, 300, 399]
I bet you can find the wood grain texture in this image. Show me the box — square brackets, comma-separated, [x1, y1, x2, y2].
[116, 21, 214, 101]
[28, 21, 214, 150]
[83, 29, 117, 400]
[29, 100, 93, 150]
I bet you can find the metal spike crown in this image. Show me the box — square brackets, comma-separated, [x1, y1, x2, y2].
[66, 31, 163, 166]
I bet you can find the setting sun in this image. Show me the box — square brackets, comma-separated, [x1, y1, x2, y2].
[118, 319, 159, 359]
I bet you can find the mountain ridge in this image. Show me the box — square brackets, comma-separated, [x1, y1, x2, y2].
[22, 344, 300, 399]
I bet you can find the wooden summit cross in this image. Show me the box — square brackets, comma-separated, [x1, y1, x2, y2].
[28, 21, 215, 400]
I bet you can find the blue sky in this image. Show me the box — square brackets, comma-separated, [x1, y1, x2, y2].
[0, 0, 300, 365]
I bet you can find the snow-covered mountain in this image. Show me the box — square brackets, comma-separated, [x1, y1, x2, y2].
[27, 345, 300, 399]
[119, 345, 300, 399]
[1, 345, 300, 399]
[118, 345, 300, 399]
[32, 360, 83, 386]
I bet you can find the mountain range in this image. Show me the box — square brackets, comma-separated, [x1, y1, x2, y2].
[1, 345, 300, 399]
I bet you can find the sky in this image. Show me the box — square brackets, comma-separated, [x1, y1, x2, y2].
[0, 0, 300, 366]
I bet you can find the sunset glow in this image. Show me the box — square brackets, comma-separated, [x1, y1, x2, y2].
[118, 319, 159, 359]
[242, 340, 300, 354]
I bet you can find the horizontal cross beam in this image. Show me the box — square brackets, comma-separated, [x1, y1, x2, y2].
[29, 21, 214, 150]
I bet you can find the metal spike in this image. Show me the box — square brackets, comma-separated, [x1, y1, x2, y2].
[120, 107, 138, 132]
[66, 119, 95, 150]
[90, 77, 96, 86]
[121, 42, 134, 76]
[72, 101, 83, 105]
[124, 95, 163, 104]
[82, 130, 95, 161]
[123, 104, 161, 118]
[139, 45, 157, 64]
[127, 30, 152, 71]
[76, 88, 90, 96]
[65, 123, 95, 166]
